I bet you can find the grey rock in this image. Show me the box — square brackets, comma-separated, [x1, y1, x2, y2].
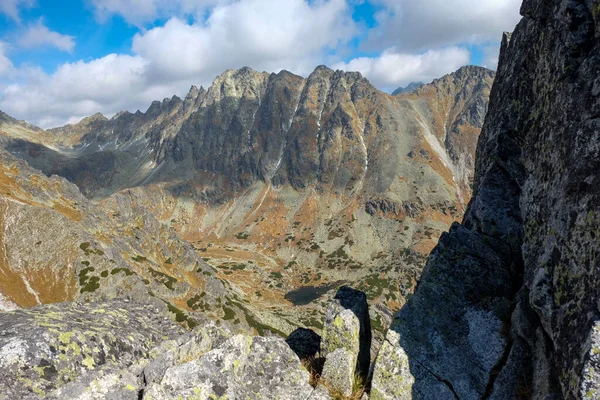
[308, 385, 333, 400]
[321, 286, 371, 378]
[370, 328, 413, 400]
[320, 348, 356, 397]
[47, 365, 142, 400]
[0, 301, 183, 399]
[157, 334, 314, 399]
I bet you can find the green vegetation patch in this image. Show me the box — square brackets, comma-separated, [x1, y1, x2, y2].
[222, 306, 236, 320]
[79, 242, 104, 256]
[235, 232, 250, 240]
[166, 302, 198, 330]
[78, 267, 100, 294]
[149, 268, 178, 290]
[111, 268, 134, 277]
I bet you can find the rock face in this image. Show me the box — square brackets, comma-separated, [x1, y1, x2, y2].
[319, 287, 371, 396]
[0, 289, 384, 400]
[371, 0, 600, 398]
[322, 287, 371, 377]
[0, 301, 184, 399]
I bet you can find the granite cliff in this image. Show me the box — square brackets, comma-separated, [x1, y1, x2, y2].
[371, 0, 600, 398]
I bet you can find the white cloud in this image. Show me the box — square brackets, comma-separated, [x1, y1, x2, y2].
[0, 54, 157, 128]
[0, 42, 15, 76]
[18, 19, 75, 52]
[333, 46, 471, 91]
[0, 0, 35, 22]
[367, 0, 522, 52]
[133, 0, 354, 81]
[481, 43, 501, 70]
[0, 0, 356, 128]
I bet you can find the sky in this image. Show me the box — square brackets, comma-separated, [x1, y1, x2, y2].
[0, 0, 523, 128]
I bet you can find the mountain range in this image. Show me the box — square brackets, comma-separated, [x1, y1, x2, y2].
[0, 65, 494, 338]
[1, 0, 599, 397]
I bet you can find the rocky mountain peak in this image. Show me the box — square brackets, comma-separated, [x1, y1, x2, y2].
[205, 67, 271, 104]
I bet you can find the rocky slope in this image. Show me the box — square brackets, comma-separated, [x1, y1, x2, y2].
[371, 0, 600, 398]
[0, 287, 372, 400]
[0, 66, 494, 337]
[0, 148, 259, 330]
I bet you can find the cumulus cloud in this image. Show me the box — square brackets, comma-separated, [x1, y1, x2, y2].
[0, 42, 15, 76]
[17, 19, 76, 52]
[0, 54, 156, 128]
[367, 0, 522, 52]
[333, 46, 471, 91]
[480, 43, 501, 70]
[133, 0, 354, 81]
[0, 0, 356, 128]
[0, 0, 35, 22]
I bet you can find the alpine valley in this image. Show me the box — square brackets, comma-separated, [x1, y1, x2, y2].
[0, 65, 494, 338]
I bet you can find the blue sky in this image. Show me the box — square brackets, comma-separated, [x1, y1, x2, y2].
[0, 0, 522, 128]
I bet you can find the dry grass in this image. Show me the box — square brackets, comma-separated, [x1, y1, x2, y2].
[301, 357, 368, 400]
[321, 373, 367, 400]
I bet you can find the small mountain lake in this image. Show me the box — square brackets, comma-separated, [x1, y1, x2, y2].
[284, 281, 344, 306]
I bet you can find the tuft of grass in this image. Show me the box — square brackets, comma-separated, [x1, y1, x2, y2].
[321, 373, 367, 400]
[303, 358, 368, 400]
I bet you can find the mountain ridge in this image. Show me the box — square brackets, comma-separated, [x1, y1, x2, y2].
[0, 63, 495, 343]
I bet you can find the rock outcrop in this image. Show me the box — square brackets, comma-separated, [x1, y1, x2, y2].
[0, 287, 381, 400]
[0, 301, 185, 399]
[371, 0, 600, 398]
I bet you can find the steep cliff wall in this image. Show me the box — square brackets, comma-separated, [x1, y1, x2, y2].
[372, 0, 600, 398]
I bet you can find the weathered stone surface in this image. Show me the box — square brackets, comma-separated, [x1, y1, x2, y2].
[0, 301, 183, 399]
[580, 321, 600, 400]
[155, 334, 314, 399]
[372, 0, 600, 398]
[321, 286, 371, 378]
[370, 328, 413, 400]
[286, 327, 321, 360]
[320, 348, 356, 397]
[308, 385, 333, 400]
[46, 364, 143, 400]
[142, 320, 232, 386]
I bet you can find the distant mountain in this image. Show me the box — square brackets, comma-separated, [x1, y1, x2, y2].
[391, 81, 424, 96]
[0, 65, 494, 337]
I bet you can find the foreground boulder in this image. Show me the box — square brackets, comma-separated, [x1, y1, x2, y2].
[0, 299, 339, 399]
[321, 287, 371, 376]
[319, 286, 371, 395]
[149, 334, 314, 399]
[0, 300, 184, 399]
